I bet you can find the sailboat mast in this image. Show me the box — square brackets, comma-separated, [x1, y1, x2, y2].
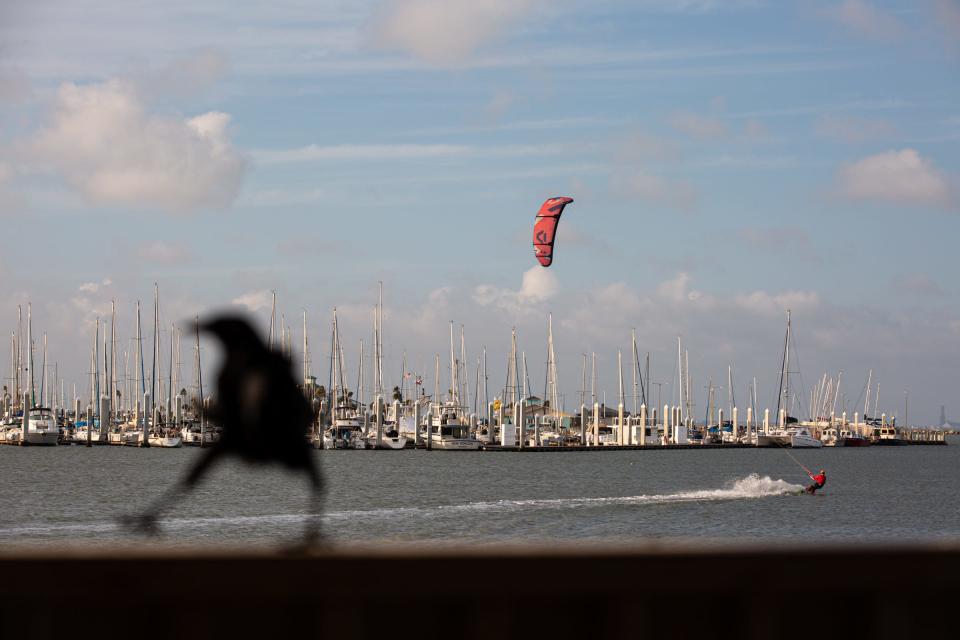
[135, 301, 143, 416]
[482, 347, 489, 421]
[677, 336, 684, 424]
[631, 329, 638, 414]
[775, 309, 790, 421]
[617, 349, 624, 409]
[302, 309, 309, 387]
[15, 305, 22, 404]
[26, 303, 33, 407]
[434, 354, 440, 408]
[357, 339, 364, 409]
[784, 309, 791, 417]
[449, 321, 456, 404]
[645, 352, 650, 408]
[41, 333, 47, 407]
[727, 365, 733, 419]
[93, 317, 100, 414]
[460, 325, 468, 410]
[507, 328, 519, 406]
[579, 353, 586, 408]
[591, 352, 596, 406]
[9, 332, 15, 409]
[151, 284, 159, 408]
[268, 291, 276, 350]
[377, 281, 384, 399]
[195, 316, 204, 439]
[168, 323, 174, 425]
[110, 301, 116, 415]
[521, 352, 529, 400]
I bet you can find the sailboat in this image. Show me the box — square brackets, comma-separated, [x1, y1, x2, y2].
[145, 286, 181, 448]
[20, 304, 58, 446]
[428, 323, 480, 450]
[756, 310, 822, 449]
[321, 309, 366, 449]
[364, 283, 407, 450]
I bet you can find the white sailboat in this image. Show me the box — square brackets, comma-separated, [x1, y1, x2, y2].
[145, 285, 181, 448]
[321, 308, 366, 449]
[21, 304, 58, 446]
[756, 310, 822, 449]
[428, 324, 480, 450]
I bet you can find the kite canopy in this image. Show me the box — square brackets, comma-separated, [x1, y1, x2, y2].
[532, 196, 574, 267]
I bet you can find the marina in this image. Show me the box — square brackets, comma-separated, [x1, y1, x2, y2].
[1, 291, 949, 452]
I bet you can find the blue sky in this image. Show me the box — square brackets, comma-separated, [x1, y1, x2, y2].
[1, 1, 958, 423]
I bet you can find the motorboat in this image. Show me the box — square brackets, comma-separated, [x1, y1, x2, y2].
[788, 426, 823, 448]
[22, 407, 59, 446]
[322, 407, 366, 449]
[838, 429, 871, 447]
[428, 403, 480, 450]
[821, 427, 839, 446]
[365, 422, 408, 449]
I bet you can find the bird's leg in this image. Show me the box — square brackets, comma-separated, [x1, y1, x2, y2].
[303, 462, 325, 547]
[120, 447, 223, 535]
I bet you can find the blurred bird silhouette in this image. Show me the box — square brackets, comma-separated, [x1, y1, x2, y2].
[122, 315, 324, 544]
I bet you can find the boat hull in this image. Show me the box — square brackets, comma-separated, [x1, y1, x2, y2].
[430, 437, 481, 450]
[148, 436, 183, 448]
[790, 434, 823, 448]
[756, 434, 790, 447]
[322, 435, 366, 449]
[839, 437, 870, 447]
[367, 436, 408, 450]
[23, 431, 59, 446]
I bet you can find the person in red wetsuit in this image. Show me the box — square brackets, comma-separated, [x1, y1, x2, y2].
[805, 469, 826, 494]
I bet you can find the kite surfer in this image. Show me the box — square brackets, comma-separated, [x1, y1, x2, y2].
[804, 469, 826, 494]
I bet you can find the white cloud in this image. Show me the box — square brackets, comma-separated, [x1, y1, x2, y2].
[232, 289, 274, 312]
[372, 0, 539, 64]
[836, 149, 954, 207]
[826, 0, 905, 39]
[668, 110, 728, 139]
[474, 266, 559, 315]
[78, 278, 112, 294]
[21, 79, 245, 212]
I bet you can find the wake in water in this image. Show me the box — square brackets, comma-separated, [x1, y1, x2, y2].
[427, 473, 804, 514]
[0, 474, 802, 538]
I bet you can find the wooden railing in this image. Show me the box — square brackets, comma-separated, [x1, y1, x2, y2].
[1, 543, 956, 639]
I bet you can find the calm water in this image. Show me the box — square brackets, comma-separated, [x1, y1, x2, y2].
[1, 439, 958, 548]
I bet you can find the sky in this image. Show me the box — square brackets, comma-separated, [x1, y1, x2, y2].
[0, 0, 958, 424]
